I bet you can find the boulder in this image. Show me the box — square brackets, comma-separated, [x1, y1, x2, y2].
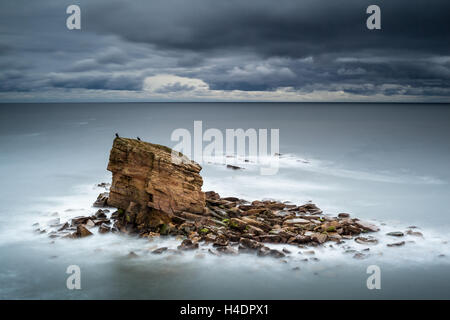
[310, 232, 327, 244]
[294, 235, 312, 244]
[213, 235, 229, 247]
[76, 225, 93, 238]
[107, 137, 205, 233]
[239, 237, 264, 250]
[85, 219, 95, 228]
[93, 192, 109, 207]
[320, 220, 341, 232]
[177, 239, 199, 251]
[95, 209, 107, 219]
[71, 216, 91, 226]
[98, 223, 110, 234]
[205, 191, 220, 200]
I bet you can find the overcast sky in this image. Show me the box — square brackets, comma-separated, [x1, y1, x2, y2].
[0, 0, 449, 102]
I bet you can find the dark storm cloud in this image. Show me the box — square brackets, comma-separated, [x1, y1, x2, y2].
[0, 0, 449, 100]
[0, 44, 12, 55]
[96, 47, 129, 65]
[85, 0, 450, 56]
[48, 73, 144, 91]
[81, 0, 450, 97]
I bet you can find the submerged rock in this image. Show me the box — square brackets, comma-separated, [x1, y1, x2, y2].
[269, 249, 286, 259]
[256, 246, 271, 257]
[127, 251, 139, 258]
[226, 164, 243, 170]
[386, 231, 404, 237]
[406, 230, 423, 237]
[152, 247, 168, 254]
[208, 248, 221, 256]
[216, 246, 238, 255]
[387, 241, 405, 247]
[355, 236, 378, 245]
[353, 252, 369, 260]
[177, 239, 199, 251]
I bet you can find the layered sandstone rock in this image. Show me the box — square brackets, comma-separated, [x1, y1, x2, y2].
[107, 137, 205, 233]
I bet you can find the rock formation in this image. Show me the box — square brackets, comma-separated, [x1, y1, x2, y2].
[106, 137, 205, 233]
[44, 137, 388, 261]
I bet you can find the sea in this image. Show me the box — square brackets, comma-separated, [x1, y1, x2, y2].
[0, 102, 449, 299]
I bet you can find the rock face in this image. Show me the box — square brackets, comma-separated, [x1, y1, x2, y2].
[107, 137, 205, 233]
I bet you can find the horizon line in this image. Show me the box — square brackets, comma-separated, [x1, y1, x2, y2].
[1, 101, 450, 104]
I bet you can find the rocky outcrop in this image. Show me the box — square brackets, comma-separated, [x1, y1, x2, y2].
[44, 138, 389, 261]
[97, 138, 381, 246]
[106, 137, 205, 233]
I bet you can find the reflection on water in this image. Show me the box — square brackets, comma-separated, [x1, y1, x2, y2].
[0, 103, 449, 299]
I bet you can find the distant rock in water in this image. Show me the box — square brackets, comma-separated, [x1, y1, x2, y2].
[106, 137, 205, 234]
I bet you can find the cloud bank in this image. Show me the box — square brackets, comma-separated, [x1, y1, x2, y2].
[0, 0, 449, 102]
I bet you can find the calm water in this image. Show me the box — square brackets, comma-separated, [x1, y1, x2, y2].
[0, 102, 449, 299]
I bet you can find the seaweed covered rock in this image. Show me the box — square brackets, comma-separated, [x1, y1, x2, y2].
[107, 137, 205, 233]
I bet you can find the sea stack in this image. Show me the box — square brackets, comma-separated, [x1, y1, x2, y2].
[107, 137, 205, 233]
